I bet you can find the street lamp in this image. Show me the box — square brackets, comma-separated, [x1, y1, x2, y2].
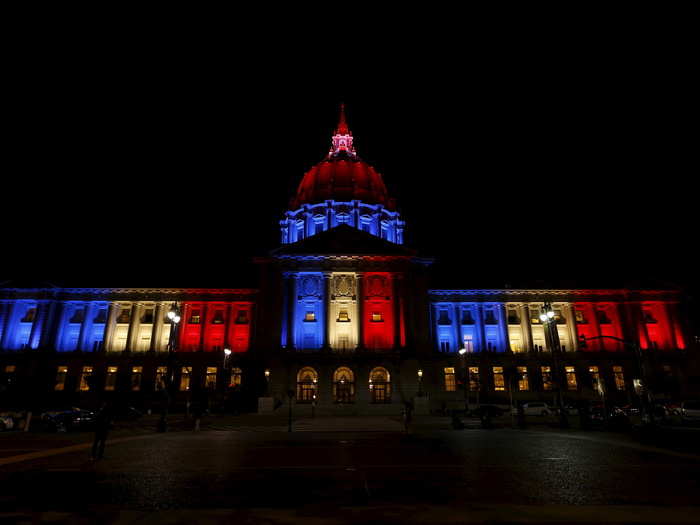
[417, 369, 423, 397]
[264, 369, 270, 396]
[540, 302, 568, 428]
[158, 302, 181, 433]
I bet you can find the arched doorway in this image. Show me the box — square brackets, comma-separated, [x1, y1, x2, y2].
[333, 367, 355, 403]
[296, 367, 318, 403]
[369, 367, 391, 403]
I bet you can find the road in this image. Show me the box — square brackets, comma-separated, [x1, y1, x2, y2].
[1, 417, 699, 523]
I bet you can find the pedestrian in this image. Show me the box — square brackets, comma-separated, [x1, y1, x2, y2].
[91, 401, 112, 460]
[403, 400, 413, 433]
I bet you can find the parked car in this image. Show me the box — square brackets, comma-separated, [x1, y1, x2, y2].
[513, 402, 552, 416]
[41, 408, 96, 432]
[681, 400, 700, 424]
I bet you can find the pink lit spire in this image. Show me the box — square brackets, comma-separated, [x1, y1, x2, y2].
[329, 103, 356, 158]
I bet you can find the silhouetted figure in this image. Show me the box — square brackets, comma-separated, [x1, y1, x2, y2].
[91, 402, 112, 460]
[403, 400, 414, 433]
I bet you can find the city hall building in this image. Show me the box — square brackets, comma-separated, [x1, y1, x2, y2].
[0, 108, 696, 415]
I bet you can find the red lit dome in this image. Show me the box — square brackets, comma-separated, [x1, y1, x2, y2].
[290, 105, 396, 211]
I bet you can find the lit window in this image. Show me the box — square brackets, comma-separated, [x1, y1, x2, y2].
[468, 367, 480, 391]
[131, 366, 143, 391]
[337, 310, 350, 322]
[575, 309, 587, 324]
[565, 366, 577, 390]
[613, 366, 625, 391]
[371, 312, 383, 322]
[462, 336, 474, 353]
[553, 308, 565, 324]
[541, 366, 552, 391]
[493, 367, 505, 391]
[509, 339, 522, 353]
[180, 367, 191, 391]
[205, 367, 217, 390]
[305, 312, 316, 322]
[230, 367, 242, 388]
[531, 308, 542, 324]
[517, 366, 529, 391]
[55, 366, 68, 391]
[79, 366, 94, 391]
[105, 366, 118, 391]
[189, 311, 201, 324]
[5, 365, 16, 373]
[155, 366, 168, 391]
[444, 367, 456, 392]
[589, 366, 602, 393]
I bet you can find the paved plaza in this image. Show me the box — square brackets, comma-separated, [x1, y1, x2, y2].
[1, 416, 700, 523]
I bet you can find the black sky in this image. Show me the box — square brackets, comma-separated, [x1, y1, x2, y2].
[3, 26, 697, 326]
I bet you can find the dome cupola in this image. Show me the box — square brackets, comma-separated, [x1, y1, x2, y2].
[281, 105, 404, 245]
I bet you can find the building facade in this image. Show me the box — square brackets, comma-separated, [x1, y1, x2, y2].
[0, 107, 696, 414]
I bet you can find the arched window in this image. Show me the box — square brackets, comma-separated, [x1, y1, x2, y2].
[333, 367, 355, 403]
[369, 367, 391, 403]
[296, 367, 318, 403]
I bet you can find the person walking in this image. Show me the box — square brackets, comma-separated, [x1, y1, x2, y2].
[91, 402, 112, 460]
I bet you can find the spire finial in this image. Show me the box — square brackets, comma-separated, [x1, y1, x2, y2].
[336, 103, 349, 134]
[329, 103, 355, 158]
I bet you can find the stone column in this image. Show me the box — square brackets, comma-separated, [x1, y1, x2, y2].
[40, 301, 58, 349]
[77, 302, 94, 352]
[589, 304, 603, 350]
[199, 302, 209, 351]
[475, 304, 486, 352]
[289, 274, 298, 349]
[151, 302, 164, 352]
[125, 303, 141, 352]
[564, 303, 578, 352]
[453, 304, 462, 352]
[52, 301, 67, 350]
[392, 274, 402, 349]
[498, 303, 510, 352]
[520, 304, 533, 352]
[324, 273, 332, 349]
[356, 272, 364, 350]
[29, 302, 48, 349]
[0, 302, 17, 350]
[102, 303, 118, 352]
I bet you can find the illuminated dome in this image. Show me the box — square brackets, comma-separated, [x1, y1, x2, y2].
[281, 105, 404, 245]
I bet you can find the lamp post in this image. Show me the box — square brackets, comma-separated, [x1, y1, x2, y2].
[459, 347, 469, 413]
[540, 302, 568, 428]
[158, 302, 181, 433]
[417, 369, 423, 397]
[264, 369, 270, 397]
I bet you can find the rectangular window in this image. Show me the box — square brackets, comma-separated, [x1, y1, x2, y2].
[440, 340, 450, 352]
[493, 366, 505, 391]
[5, 365, 16, 374]
[553, 308, 565, 324]
[79, 366, 94, 391]
[575, 309, 587, 324]
[155, 366, 168, 391]
[484, 309, 498, 325]
[305, 312, 316, 322]
[230, 367, 242, 387]
[205, 367, 217, 390]
[235, 310, 250, 324]
[105, 366, 118, 391]
[507, 308, 520, 324]
[180, 367, 191, 391]
[444, 367, 456, 392]
[189, 310, 201, 324]
[337, 310, 350, 322]
[596, 309, 612, 324]
[141, 309, 154, 324]
[565, 366, 577, 390]
[69, 308, 85, 324]
[437, 309, 451, 325]
[468, 367, 480, 391]
[55, 366, 68, 391]
[117, 308, 131, 324]
[509, 339, 522, 353]
[463, 335, 474, 353]
[212, 310, 225, 324]
[531, 308, 542, 324]
[541, 366, 552, 391]
[94, 308, 108, 323]
[371, 312, 383, 322]
[131, 366, 143, 391]
[461, 310, 475, 325]
[589, 366, 602, 393]
[613, 366, 625, 391]
[21, 308, 37, 323]
[517, 366, 529, 391]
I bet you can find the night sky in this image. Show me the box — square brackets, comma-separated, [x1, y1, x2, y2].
[3, 37, 696, 325]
